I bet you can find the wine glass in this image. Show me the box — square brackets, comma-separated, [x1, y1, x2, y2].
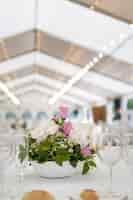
[0, 133, 29, 199]
[123, 134, 133, 196]
[0, 134, 16, 199]
[10, 133, 29, 199]
[97, 131, 122, 198]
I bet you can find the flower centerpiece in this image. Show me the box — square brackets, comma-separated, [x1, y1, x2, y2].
[19, 106, 96, 178]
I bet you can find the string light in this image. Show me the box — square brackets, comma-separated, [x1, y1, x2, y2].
[49, 26, 133, 105]
[0, 40, 20, 105]
[89, 61, 94, 67]
[93, 57, 99, 63]
[109, 40, 116, 47]
[119, 33, 126, 41]
[103, 45, 108, 52]
[0, 82, 20, 105]
[98, 52, 104, 59]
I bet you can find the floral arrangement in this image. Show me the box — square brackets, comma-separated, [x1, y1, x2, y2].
[19, 106, 96, 175]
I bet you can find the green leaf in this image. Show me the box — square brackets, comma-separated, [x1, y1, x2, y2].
[55, 156, 63, 166]
[127, 99, 133, 110]
[38, 151, 49, 163]
[69, 159, 78, 168]
[82, 161, 90, 175]
[88, 160, 96, 168]
[54, 149, 70, 166]
[28, 136, 36, 146]
[73, 144, 81, 154]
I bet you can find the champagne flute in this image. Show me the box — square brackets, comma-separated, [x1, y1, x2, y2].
[123, 134, 133, 196]
[98, 132, 122, 198]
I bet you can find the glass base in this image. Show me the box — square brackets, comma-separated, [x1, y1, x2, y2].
[98, 191, 122, 199]
[39, 175, 72, 179]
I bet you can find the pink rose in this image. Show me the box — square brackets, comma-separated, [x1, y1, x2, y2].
[81, 146, 91, 157]
[63, 121, 73, 137]
[59, 106, 69, 119]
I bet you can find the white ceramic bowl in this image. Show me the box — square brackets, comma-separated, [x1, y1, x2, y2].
[32, 161, 82, 178]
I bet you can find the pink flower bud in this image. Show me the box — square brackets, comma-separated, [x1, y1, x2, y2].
[59, 106, 69, 119]
[63, 121, 73, 137]
[81, 146, 91, 157]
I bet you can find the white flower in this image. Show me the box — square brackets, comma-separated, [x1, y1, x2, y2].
[70, 123, 93, 147]
[30, 120, 59, 142]
[46, 120, 59, 135]
[68, 149, 73, 153]
[31, 127, 46, 140]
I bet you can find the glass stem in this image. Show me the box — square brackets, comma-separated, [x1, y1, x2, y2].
[109, 166, 113, 194]
[16, 163, 24, 184]
[130, 168, 133, 193]
[0, 167, 5, 195]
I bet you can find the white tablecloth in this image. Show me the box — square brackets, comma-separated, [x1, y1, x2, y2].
[5, 158, 133, 200]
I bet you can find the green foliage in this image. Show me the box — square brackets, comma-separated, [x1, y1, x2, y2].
[127, 99, 133, 110]
[19, 134, 96, 175]
[82, 159, 96, 175]
[82, 161, 90, 175]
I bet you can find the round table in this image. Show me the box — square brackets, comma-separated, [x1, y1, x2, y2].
[4, 158, 132, 200]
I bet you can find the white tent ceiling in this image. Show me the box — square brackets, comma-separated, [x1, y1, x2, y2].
[0, 0, 133, 106]
[0, 0, 133, 62]
[1, 52, 133, 95]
